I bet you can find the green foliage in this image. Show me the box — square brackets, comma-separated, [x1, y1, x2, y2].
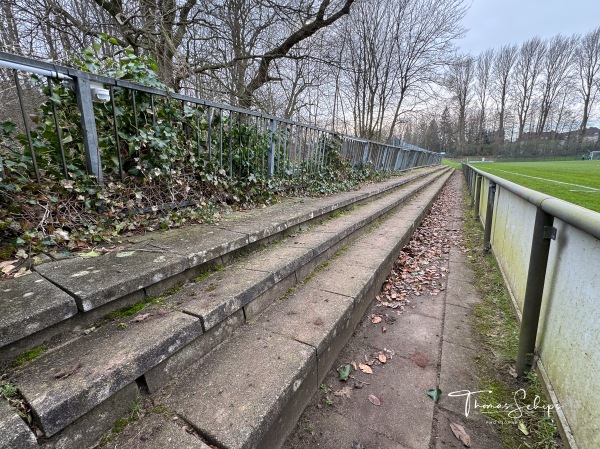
[0, 39, 393, 261]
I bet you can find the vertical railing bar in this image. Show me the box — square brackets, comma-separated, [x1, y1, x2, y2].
[150, 94, 156, 127]
[219, 108, 223, 169]
[48, 78, 68, 179]
[206, 106, 212, 160]
[14, 69, 40, 183]
[109, 86, 124, 182]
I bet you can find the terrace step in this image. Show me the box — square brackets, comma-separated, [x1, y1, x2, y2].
[152, 170, 453, 449]
[1, 167, 451, 448]
[0, 166, 443, 359]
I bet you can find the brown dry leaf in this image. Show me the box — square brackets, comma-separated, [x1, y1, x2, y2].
[371, 315, 382, 324]
[368, 394, 381, 406]
[508, 366, 518, 378]
[351, 361, 358, 371]
[130, 313, 152, 323]
[450, 422, 472, 447]
[381, 326, 387, 333]
[358, 363, 373, 374]
[378, 354, 387, 363]
[333, 386, 352, 398]
[54, 362, 82, 380]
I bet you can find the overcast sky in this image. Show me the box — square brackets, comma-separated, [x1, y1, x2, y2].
[458, 0, 600, 55]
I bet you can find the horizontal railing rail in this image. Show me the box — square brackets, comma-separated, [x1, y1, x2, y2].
[0, 51, 441, 187]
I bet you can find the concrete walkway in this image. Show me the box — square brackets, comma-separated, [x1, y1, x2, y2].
[284, 172, 505, 449]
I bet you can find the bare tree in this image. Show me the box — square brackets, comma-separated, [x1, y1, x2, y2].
[474, 48, 494, 149]
[491, 44, 517, 143]
[445, 55, 474, 149]
[386, 0, 467, 141]
[513, 36, 547, 140]
[575, 26, 600, 141]
[536, 34, 576, 135]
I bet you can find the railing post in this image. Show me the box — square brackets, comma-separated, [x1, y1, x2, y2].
[483, 181, 496, 252]
[267, 118, 276, 177]
[74, 75, 103, 186]
[362, 142, 370, 164]
[516, 209, 556, 376]
[474, 174, 482, 218]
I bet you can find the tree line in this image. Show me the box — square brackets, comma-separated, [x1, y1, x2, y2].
[1, 1, 599, 158]
[420, 28, 600, 157]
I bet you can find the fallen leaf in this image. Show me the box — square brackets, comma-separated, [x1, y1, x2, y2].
[351, 361, 357, 371]
[368, 394, 381, 406]
[518, 421, 529, 435]
[378, 353, 387, 363]
[450, 422, 472, 447]
[381, 326, 387, 333]
[371, 315, 382, 324]
[130, 313, 152, 323]
[54, 362, 82, 380]
[333, 386, 352, 398]
[15, 249, 28, 259]
[80, 251, 101, 258]
[1, 264, 16, 274]
[338, 364, 352, 381]
[509, 366, 518, 378]
[358, 363, 373, 374]
[13, 268, 31, 278]
[427, 388, 442, 402]
[0, 260, 18, 269]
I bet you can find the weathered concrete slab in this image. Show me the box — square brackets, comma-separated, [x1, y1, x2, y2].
[443, 303, 477, 350]
[437, 342, 481, 418]
[46, 382, 139, 449]
[0, 273, 78, 347]
[36, 248, 188, 312]
[244, 272, 297, 320]
[236, 245, 313, 283]
[283, 408, 409, 449]
[217, 200, 317, 243]
[257, 287, 354, 380]
[433, 407, 503, 449]
[448, 260, 475, 283]
[0, 398, 37, 449]
[307, 262, 375, 306]
[445, 277, 479, 309]
[15, 309, 202, 437]
[108, 413, 212, 449]
[144, 309, 245, 394]
[158, 326, 317, 449]
[171, 267, 274, 331]
[357, 309, 442, 365]
[139, 226, 248, 268]
[323, 352, 438, 449]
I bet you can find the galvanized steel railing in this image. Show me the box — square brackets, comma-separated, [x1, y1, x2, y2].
[0, 52, 440, 187]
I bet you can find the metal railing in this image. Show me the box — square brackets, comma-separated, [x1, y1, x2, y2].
[0, 52, 441, 187]
[463, 163, 600, 449]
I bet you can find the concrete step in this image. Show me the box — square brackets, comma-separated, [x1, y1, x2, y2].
[1, 167, 452, 449]
[0, 167, 444, 359]
[151, 171, 452, 449]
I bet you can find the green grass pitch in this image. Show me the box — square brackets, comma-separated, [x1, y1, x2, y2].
[467, 161, 600, 213]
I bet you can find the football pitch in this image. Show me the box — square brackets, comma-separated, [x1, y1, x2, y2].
[464, 161, 600, 213]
